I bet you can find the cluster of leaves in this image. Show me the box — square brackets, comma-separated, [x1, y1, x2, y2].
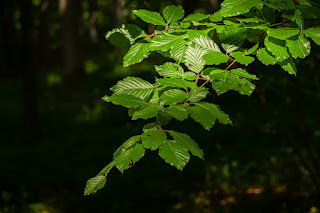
[84, 0, 320, 195]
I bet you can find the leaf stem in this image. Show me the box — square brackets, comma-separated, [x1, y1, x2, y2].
[105, 162, 115, 177]
[226, 60, 236, 70]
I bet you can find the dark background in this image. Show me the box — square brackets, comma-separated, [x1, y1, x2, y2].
[0, 0, 320, 212]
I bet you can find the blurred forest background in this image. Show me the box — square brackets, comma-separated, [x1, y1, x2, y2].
[0, 0, 320, 212]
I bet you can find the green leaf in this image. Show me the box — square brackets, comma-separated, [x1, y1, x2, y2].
[184, 45, 207, 73]
[279, 58, 297, 75]
[245, 43, 259, 55]
[157, 78, 191, 90]
[149, 90, 160, 103]
[155, 62, 184, 78]
[132, 106, 162, 120]
[84, 175, 107, 196]
[203, 51, 230, 65]
[209, 70, 256, 96]
[102, 94, 149, 108]
[160, 89, 188, 105]
[123, 135, 142, 149]
[304, 27, 320, 45]
[237, 18, 263, 23]
[230, 68, 258, 80]
[156, 111, 172, 125]
[286, 35, 311, 59]
[231, 52, 255, 65]
[111, 77, 154, 100]
[267, 28, 300, 40]
[256, 48, 278, 65]
[142, 128, 167, 150]
[219, 27, 247, 53]
[192, 36, 220, 52]
[187, 87, 209, 102]
[123, 42, 151, 67]
[168, 131, 204, 159]
[210, 11, 223, 22]
[165, 105, 189, 121]
[106, 24, 145, 47]
[184, 13, 209, 22]
[133, 9, 166, 26]
[183, 72, 197, 80]
[114, 144, 145, 173]
[189, 102, 231, 130]
[159, 140, 190, 170]
[264, 36, 290, 62]
[294, 9, 304, 29]
[151, 33, 187, 61]
[219, 0, 264, 17]
[163, 5, 185, 24]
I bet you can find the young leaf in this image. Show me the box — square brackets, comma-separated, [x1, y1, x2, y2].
[84, 175, 107, 196]
[102, 94, 149, 108]
[256, 48, 278, 65]
[165, 105, 189, 121]
[142, 128, 167, 150]
[267, 28, 300, 40]
[184, 13, 209, 22]
[114, 144, 145, 173]
[155, 62, 184, 78]
[264, 36, 290, 62]
[133, 9, 166, 26]
[189, 102, 232, 131]
[111, 77, 154, 100]
[157, 78, 191, 90]
[168, 130, 204, 159]
[97, 161, 116, 176]
[160, 89, 188, 105]
[304, 27, 320, 45]
[286, 35, 311, 59]
[219, 0, 264, 17]
[159, 140, 190, 170]
[123, 42, 151, 67]
[163, 5, 185, 24]
[184, 45, 207, 73]
[187, 87, 209, 103]
[132, 107, 162, 120]
[279, 58, 297, 75]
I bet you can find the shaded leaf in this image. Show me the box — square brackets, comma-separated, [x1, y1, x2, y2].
[159, 140, 190, 170]
[102, 94, 149, 108]
[132, 107, 162, 120]
[304, 27, 320, 45]
[168, 131, 204, 159]
[142, 128, 167, 150]
[166, 105, 189, 121]
[264, 36, 290, 62]
[267, 28, 300, 40]
[160, 89, 188, 105]
[187, 87, 209, 102]
[256, 48, 278, 65]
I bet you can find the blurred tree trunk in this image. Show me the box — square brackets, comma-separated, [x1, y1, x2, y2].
[88, 0, 99, 43]
[111, 0, 123, 28]
[39, 0, 50, 73]
[0, 0, 18, 77]
[21, 0, 40, 143]
[59, 0, 84, 80]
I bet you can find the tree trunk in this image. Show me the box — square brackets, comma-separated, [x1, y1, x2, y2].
[111, 0, 123, 28]
[88, 0, 99, 43]
[20, 0, 40, 143]
[0, 0, 19, 77]
[39, 0, 51, 73]
[59, 0, 84, 80]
